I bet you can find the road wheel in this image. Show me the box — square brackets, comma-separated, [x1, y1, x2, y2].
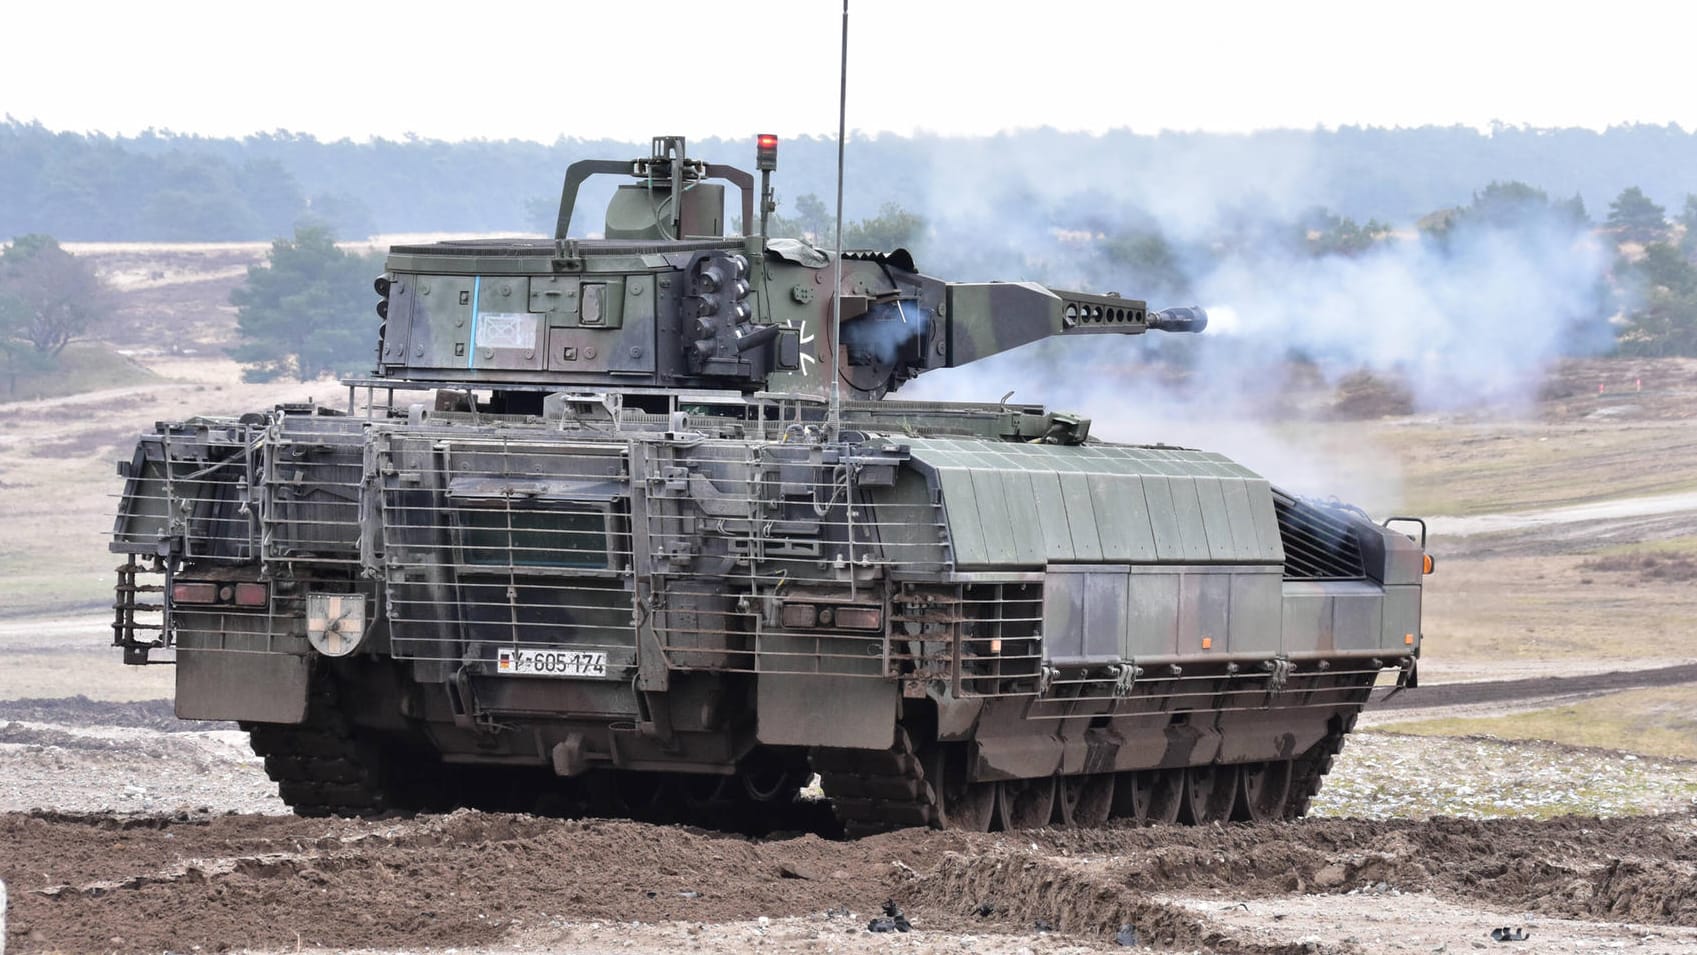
[1181, 764, 1239, 824]
[1110, 769, 1183, 824]
[1234, 760, 1293, 822]
[1056, 773, 1114, 827]
[924, 744, 996, 832]
[995, 776, 1056, 830]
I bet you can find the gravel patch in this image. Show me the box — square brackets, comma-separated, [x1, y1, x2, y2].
[1311, 731, 1697, 820]
[0, 720, 284, 815]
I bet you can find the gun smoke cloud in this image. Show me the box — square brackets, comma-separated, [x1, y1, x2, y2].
[1194, 224, 1611, 411]
[896, 142, 1616, 509]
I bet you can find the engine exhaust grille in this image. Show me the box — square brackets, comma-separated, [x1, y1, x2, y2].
[1274, 492, 1367, 581]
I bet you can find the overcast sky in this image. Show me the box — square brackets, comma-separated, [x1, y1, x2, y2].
[6, 0, 1695, 142]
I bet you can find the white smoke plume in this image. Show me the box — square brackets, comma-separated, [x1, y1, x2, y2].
[897, 166, 1615, 510]
[1194, 225, 1610, 411]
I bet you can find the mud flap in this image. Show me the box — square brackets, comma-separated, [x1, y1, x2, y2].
[756, 675, 897, 749]
[175, 649, 311, 723]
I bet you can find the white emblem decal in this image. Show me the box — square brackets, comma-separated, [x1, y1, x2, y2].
[475, 313, 538, 349]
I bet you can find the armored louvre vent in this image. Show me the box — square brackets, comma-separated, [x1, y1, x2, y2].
[1273, 492, 1367, 580]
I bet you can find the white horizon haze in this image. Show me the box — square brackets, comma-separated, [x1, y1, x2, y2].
[5, 0, 1696, 143]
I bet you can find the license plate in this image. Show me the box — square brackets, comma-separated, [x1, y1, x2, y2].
[495, 647, 608, 678]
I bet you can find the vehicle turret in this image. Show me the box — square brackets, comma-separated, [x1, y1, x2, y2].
[365, 136, 1205, 404]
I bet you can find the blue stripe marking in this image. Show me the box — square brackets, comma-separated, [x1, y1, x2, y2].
[466, 275, 481, 368]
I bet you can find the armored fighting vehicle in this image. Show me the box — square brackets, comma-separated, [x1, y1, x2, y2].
[112, 137, 1428, 834]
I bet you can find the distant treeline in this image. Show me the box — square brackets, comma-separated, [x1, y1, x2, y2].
[10, 120, 1697, 241]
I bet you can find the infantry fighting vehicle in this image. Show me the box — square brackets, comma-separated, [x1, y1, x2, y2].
[112, 137, 1428, 834]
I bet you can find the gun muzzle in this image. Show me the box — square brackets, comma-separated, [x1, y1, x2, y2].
[1148, 306, 1207, 334]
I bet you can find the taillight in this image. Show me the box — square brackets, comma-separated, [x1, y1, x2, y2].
[779, 603, 817, 628]
[833, 606, 882, 631]
[778, 601, 883, 631]
[233, 582, 269, 607]
[170, 580, 268, 608]
[171, 582, 219, 604]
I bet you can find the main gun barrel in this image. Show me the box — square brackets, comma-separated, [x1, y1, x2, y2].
[936, 282, 1207, 371]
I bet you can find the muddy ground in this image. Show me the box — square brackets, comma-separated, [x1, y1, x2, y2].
[4, 676, 1697, 954]
[6, 807, 1697, 954]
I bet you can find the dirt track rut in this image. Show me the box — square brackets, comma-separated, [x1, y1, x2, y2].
[1370, 662, 1697, 711]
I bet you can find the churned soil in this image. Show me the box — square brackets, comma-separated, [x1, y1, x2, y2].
[5, 694, 1697, 953]
[5, 809, 1697, 954]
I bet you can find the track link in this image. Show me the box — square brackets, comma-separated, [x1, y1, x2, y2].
[815, 714, 1360, 833]
[1285, 713, 1354, 818]
[811, 726, 940, 836]
[242, 680, 400, 817]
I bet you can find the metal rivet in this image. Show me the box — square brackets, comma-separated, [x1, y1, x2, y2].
[629, 346, 642, 358]
[584, 346, 598, 360]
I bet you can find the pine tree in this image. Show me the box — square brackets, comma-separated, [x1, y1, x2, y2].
[1676, 194, 1697, 256]
[1606, 187, 1668, 244]
[230, 226, 379, 381]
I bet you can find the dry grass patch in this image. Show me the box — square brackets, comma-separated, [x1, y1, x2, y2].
[1331, 370, 1414, 419]
[1579, 550, 1697, 583]
[0, 647, 174, 701]
[1388, 420, 1697, 517]
[0, 342, 159, 404]
[1419, 553, 1697, 667]
[1378, 685, 1697, 761]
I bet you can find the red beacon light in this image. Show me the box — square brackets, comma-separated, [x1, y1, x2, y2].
[756, 133, 778, 172]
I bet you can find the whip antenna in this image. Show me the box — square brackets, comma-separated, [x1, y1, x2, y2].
[828, 0, 848, 437]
